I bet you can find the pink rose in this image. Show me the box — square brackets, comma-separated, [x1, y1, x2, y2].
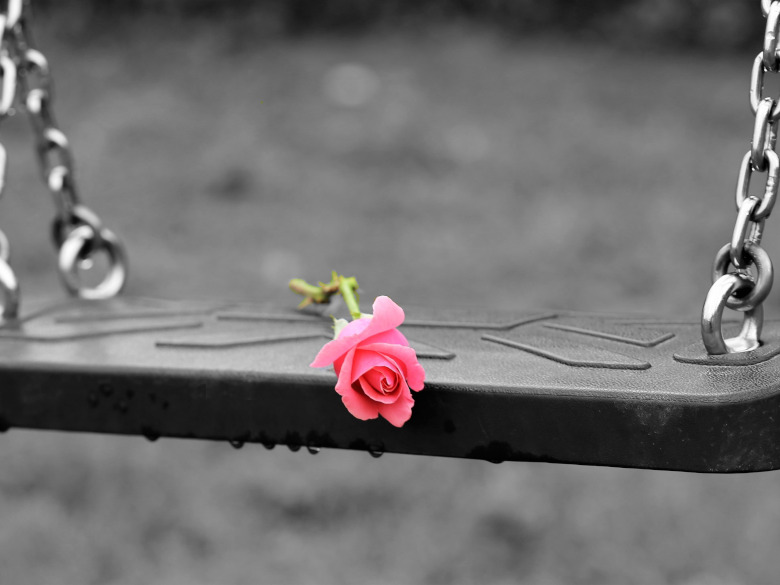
[310, 296, 426, 427]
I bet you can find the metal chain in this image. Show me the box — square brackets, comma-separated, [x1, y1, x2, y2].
[702, 1, 780, 354]
[0, 7, 20, 319]
[2, 0, 127, 301]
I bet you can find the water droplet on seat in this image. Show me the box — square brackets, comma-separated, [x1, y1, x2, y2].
[229, 440, 245, 450]
[306, 445, 321, 455]
[288, 444, 301, 452]
[368, 446, 384, 458]
[141, 426, 160, 442]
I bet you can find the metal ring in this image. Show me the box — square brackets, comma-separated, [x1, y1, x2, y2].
[713, 242, 774, 311]
[58, 224, 127, 300]
[765, 2, 780, 71]
[750, 53, 780, 121]
[736, 149, 780, 219]
[68, 204, 103, 249]
[731, 197, 762, 268]
[702, 274, 764, 355]
[52, 204, 105, 256]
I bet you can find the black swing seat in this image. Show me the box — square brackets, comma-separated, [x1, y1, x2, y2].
[0, 296, 778, 473]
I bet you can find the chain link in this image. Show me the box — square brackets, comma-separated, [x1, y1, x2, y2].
[735, 149, 779, 218]
[0, 0, 127, 301]
[752, 97, 778, 170]
[731, 196, 763, 268]
[702, 0, 780, 354]
[765, 2, 780, 71]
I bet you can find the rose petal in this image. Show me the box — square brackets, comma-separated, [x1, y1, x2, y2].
[359, 343, 426, 391]
[332, 349, 380, 419]
[363, 367, 398, 394]
[368, 295, 406, 330]
[341, 382, 382, 420]
[367, 351, 423, 401]
[363, 328, 410, 347]
[359, 367, 400, 404]
[310, 317, 370, 368]
[349, 349, 398, 384]
[335, 316, 373, 339]
[334, 347, 357, 396]
[310, 296, 405, 367]
[333, 353, 346, 377]
[377, 384, 414, 427]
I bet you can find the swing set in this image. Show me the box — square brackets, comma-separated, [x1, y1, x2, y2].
[1, 0, 779, 473]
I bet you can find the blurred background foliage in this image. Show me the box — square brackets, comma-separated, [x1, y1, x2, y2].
[35, 0, 763, 52]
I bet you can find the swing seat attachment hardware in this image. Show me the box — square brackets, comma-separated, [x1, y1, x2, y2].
[58, 224, 127, 300]
[0, 0, 128, 318]
[702, 239, 774, 355]
[702, 1, 780, 354]
[702, 273, 764, 354]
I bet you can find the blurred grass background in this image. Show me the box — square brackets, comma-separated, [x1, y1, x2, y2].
[1, 1, 780, 584]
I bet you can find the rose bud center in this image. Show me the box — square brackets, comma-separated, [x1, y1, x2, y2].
[362, 366, 400, 398]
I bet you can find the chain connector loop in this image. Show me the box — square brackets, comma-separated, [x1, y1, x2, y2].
[58, 224, 127, 300]
[736, 149, 780, 219]
[51, 203, 105, 253]
[713, 242, 774, 311]
[702, 274, 764, 355]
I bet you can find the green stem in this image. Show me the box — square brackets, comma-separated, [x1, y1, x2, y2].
[339, 276, 362, 320]
[289, 278, 331, 304]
